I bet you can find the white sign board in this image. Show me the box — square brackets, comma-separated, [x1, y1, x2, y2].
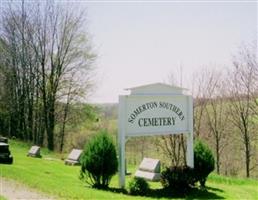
[118, 83, 194, 188]
[125, 95, 191, 136]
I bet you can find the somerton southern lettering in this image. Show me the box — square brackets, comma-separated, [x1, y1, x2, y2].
[158, 102, 185, 120]
[128, 102, 158, 123]
[128, 101, 185, 125]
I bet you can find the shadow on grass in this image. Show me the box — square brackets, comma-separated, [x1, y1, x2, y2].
[144, 187, 224, 199]
[84, 185, 128, 195]
[106, 187, 128, 194]
[186, 187, 225, 199]
[107, 186, 225, 199]
[206, 186, 224, 193]
[89, 185, 225, 199]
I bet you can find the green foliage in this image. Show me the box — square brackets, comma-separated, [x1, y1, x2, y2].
[2, 140, 258, 199]
[0, 196, 7, 200]
[160, 140, 215, 193]
[161, 165, 195, 194]
[128, 177, 149, 196]
[82, 104, 100, 123]
[80, 130, 118, 189]
[194, 139, 215, 187]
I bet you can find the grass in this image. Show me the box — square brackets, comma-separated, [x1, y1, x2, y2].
[1, 140, 258, 199]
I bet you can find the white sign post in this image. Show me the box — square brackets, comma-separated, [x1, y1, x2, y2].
[118, 83, 194, 188]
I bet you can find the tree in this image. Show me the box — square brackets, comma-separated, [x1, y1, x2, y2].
[159, 134, 186, 166]
[0, 1, 95, 150]
[33, 2, 95, 150]
[0, 1, 36, 140]
[204, 69, 229, 174]
[227, 44, 257, 177]
[192, 71, 208, 138]
[157, 72, 186, 166]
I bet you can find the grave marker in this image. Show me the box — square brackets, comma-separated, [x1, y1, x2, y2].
[27, 146, 41, 158]
[139, 157, 160, 173]
[135, 157, 161, 181]
[0, 137, 8, 143]
[65, 149, 82, 165]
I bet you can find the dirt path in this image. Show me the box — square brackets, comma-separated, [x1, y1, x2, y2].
[0, 178, 55, 200]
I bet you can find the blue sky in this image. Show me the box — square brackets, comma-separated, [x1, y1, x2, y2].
[83, 1, 257, 103]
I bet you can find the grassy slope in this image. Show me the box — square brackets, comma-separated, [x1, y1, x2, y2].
[1, 140, 258, 200]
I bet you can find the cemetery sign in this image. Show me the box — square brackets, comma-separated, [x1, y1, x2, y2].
[118, 83, 194, 188]
[126, 96, 189, 136]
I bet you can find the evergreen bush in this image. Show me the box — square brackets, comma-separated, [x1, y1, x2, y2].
[80, 130, 118, 189]
[193, 139, 215, 188]
[160, 165, 195, 194]
[160, 139, 215, 193]
[128, 177, 149, 196]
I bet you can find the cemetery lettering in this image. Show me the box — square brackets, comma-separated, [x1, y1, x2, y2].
[128, 101, 185, 127]
[138, 117, 175, 127]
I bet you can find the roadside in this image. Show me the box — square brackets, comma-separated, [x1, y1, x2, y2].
[0, 178, 54, 200]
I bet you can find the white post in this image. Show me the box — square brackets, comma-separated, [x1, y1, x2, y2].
[186, 96, 194, 168]
[118, 96, 126, 188]
[186, 132, 194, 168]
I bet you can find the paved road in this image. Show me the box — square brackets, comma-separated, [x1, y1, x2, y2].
[0, 178, 54, 200]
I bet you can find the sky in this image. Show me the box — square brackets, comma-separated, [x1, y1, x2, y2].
[0, 1, 256, 103]
[82, 1, 256, 103]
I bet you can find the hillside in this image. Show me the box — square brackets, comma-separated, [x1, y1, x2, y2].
[0, 140, 257, 199]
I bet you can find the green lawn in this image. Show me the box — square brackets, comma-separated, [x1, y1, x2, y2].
[0, 140, 258, 199]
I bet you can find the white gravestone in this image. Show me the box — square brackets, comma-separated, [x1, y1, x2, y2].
[65, 149, 82, 165]
[135, 157, 161, 181]
[27, 146, 41, 158]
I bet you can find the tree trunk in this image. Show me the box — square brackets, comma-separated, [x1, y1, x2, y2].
[59, 101, 69, 152]
[47, 99, 55, 151]
[245, 133, 250, 178]
[216, 136, 220, 174]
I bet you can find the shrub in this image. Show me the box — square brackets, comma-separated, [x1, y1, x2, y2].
[194, 139, 215, 188]
[80, 130, 118, 189]
[160, 165, 195, 194]
[128, 177, 149, 196]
